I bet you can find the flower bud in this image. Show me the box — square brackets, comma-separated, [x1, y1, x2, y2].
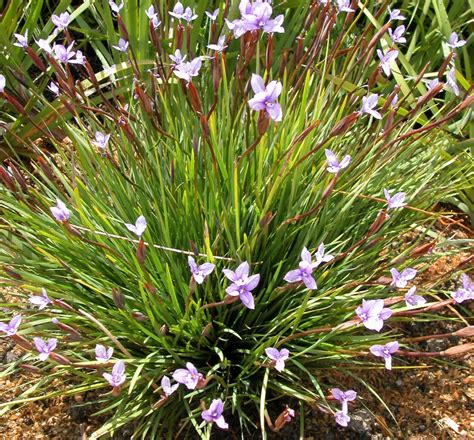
[112, 287, 125, 309]
[136, 238, 147, 265]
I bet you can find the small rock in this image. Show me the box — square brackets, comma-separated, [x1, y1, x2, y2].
[349, 409, 374, 434]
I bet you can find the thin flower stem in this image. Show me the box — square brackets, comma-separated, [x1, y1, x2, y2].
[69, 224, 235, 261]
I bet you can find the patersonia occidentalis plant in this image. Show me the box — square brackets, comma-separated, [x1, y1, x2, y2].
[0, 0, 473, 437]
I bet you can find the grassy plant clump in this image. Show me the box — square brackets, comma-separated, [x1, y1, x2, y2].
[0, 1, 473, 438]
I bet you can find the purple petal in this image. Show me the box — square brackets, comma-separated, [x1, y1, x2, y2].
[235, 261, 249, 279]
[302, 275, 317, 290]
[265, 347, 280, 360]
[250, 74, 266, 94]
[239, 290, 255, 309]
[284, 269, 302, 283]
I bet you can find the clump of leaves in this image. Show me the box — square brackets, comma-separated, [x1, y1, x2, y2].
[0, 1, 473, 438]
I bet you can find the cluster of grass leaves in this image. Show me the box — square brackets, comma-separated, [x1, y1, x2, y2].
[0, 1, 473, 438]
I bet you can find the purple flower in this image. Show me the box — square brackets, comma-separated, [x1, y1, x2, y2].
[207, 36, 227, 53]
[182, 7, 198, 23]
[50, 198, 71, 222]
[95, 131, 111, 149]
[337, 0, 355, 13]
[172, 362, 203, 390]
[52, 12, 71, 31]
[335, 410, 351, 427]
[36, 39, 52, 53]
[169, 2, 188, 20]
[360, 94, 382, 119]
[265, 347, 289, 372]
[388, 25, 406, 44]
[248, 74, 282, 121]
[447, 32, 466, 49]
[325, 149, 351, 174]
[205, 8, 219, 21]
[0, 314, 22, 336]
[404, 286, 426, 307]
[377, 49, 398, 77]
[103, 360, 126, 387]
[0, 75, 5, 93]
[29, 288, 51, 310]
[173, 57, 203, 83]
[284, 247, 318, 290]
[146, 6, 161, 29]
[315, 243, 334, 266]
[170, 49, 186, 66]
[95, 344, 113, 362]
[202, 399, 228, 430]
[48, 81, 60, 97]
[370, 341, 400, 370]
[188, 256, 215, 284]
[356, 299, 392, 332]
[388, 8, 406, 21]
[33, 337, 57, 361]
[109, 0, 124, 14]
[125, 215, 147, 237]
[53, 42, 84, 64]
[452, 274, 474, 304]
[223, 262, 260, 309]
[161, 375, 179, 397]
[112, 38, 129, 53]
[446, 68, 459, 96]
[384, 189, 406, 209]
[283, 406, 295, 422]
[390, 267, 417, 288]
[13, 30, 29, 48]
[426, 78, 440, 91]
[331, 388, 357, 413]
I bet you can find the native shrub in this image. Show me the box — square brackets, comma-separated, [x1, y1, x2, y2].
[0, 1, 473, 438]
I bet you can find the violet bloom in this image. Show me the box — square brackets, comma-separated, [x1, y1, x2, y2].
[161, 375, 179, 397]
[173, 57, 203, 83]
[0, 75, 5, 93]
[29, 288, 51, 310]
[452, 274, 474, 303]
[315, 243, 334, 266]
[447, 32, 466, 49]
[202, 399, 228, 430]
[356, 299, 392, 332]
[169, 2, 184, 20]
[170, 49, 186, 66]
[74, 50, 86, 65]
[109, 0, 124, 14]
[182, 7, 198, 23]
[377, 49, 398, 77]
[50, 198, 71, 222]
[205, 8, 219, 21]
[331, 388, 357, 413]
[446, 68, 460, 96]
[125, 215, 147, 237]
[0, 315, 22, 336]
[337, 0, 355, 13]
[404, 286, 426, 307]
[52, 12, 70, 31]
[172, 362, 203, 390]
[284, 247, 318, 290]
[265, 347, 290, 372]
[370, 341, 400, 370]
[113, 38, 129, 53]
[36, 39, 52, 54]
[360, 94, 382, 119]
[13, 30, 28, 48]
[95, 131, 111, 149]
[426, 78, 440, 91]
[242, 1, 284, 35]
[325, 149, 351, 174]
[388, 8, 406, 21]
[283, 406, 295, 422]
[103, 360, 126, 387]
[223, 261, 260, 309]
[388, 25, 406, 44]
[335, 410, 351, 427]
[53, 42, 83, 64]
[207, 36, 228, 53]
[384, 189, 406, 209]
[33, 337, 57, 361]
[390, 267, 417, 288]
[48, 81, 60, 97]
[146, 6, 161, 29]
[248, 74, 282, 121]
[188, 256, 215, 284]
[95, 344, 113, 362]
